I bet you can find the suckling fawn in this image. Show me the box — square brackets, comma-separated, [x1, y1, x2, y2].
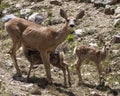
[23, 47, 71, 86]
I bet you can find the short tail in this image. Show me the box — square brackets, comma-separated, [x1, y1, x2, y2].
[2, 14, 17, 23]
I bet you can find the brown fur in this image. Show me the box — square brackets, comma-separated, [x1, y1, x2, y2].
[74, 38, 115, 85]
[23, 47, 71, 86]
[5, 9, 84, 84]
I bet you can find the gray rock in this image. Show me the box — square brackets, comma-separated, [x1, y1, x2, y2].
[114, 19, 120, 28]
[2, 14, 17, 23]
[50, 17, 63, 25]
[114, 35, 120, 43]
[20, 8, 32, 19]
[50, 0, 62, 6]
[115, 7, 120, 14]
[5, 60, 13, 68]
[28, 13, 45, 24]
[75, 29, 83, 36]
[15, 3, 22, 9]
[93, 0, 118, 5]
[2, 8, 9, 14]
[104, 5, 115, 15]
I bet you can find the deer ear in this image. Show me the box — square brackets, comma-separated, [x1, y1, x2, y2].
[60, 9, 68, 20]
[76, 10, 85, 19]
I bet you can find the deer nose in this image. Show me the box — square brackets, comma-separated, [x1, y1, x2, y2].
[70, 24, 75, 27]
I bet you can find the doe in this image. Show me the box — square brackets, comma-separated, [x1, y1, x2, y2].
[5, 9, 84, 84]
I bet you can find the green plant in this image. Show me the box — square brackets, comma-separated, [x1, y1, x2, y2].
[67, 34, 74, 42]
[0, 2, 10, 16]
[45, 10, 52, 25]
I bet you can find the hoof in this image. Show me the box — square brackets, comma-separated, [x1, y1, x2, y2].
[47, 80, 53, 85]
[14, 73, 22, 77]
[12, 73, 22, 81]
[76, 81, 83, 87]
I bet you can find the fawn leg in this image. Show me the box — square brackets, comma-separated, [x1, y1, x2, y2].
[96, 62, 105, 85]
[75, 59, 83, 84]
[27, 62, 34, 80]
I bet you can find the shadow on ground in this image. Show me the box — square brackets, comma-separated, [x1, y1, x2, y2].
[82, 83, 120, 96]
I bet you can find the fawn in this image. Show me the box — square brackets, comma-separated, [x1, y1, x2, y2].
[23, 47, 71, 86]
[74, 37, 115, 85]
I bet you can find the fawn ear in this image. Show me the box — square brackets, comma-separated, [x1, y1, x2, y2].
[110, 37, 116, 44]
[60, 9, 68, 20]
[76, 10, 85, 19]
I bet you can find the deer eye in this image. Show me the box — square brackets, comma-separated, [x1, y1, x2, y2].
[74, 19, 76, 22]
[67, 19, 69, 22]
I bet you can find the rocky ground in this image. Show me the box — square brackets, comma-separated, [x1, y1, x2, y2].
[0, 0, 120, 96]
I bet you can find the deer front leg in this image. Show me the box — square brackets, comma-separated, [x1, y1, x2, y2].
[9, 40, 21, 77]
[75, 59, 83, 85]
[96, 62, 105, 85]
[40, 51, 52, 84]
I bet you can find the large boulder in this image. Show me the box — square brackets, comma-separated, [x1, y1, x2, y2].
[20, 8, 32, 19]
[104, 5, 115, 15]
[2, 14, 17, 23]
[114, 35, 120, 43]
[93, 0, 118, 5]
[115, 7, 120, 14]
[28, 13, 45, 24]
[114, 19, 120, 28]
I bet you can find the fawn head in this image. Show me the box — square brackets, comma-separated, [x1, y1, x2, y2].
[100, 37, 115, 52]
[60, 9, 84, 28]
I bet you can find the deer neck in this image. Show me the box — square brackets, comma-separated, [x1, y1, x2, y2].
[101, 47, 108, 58]
[55, 23, 71, 44]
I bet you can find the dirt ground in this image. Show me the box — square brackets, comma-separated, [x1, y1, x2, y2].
[0, 0, 120, 96]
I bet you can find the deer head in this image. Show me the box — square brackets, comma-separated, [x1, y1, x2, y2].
[60, 9, 85, 28]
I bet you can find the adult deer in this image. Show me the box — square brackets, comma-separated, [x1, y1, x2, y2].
[5, 9, 84, 84]
[74, 37, 115, 85]
[23, 47, 71, 86]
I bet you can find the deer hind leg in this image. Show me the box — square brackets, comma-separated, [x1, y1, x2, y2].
[66, 64, 71, 87]
[55, 63, 67, 86]
[40, 51, 52, 84]
[63, 62, 71, 86]
[27, 62, 34, 80]
[75, 59, 83, 85]
[9, 40, 21, 76]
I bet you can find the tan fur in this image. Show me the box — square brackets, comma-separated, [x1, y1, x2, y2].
[74, 38, 115, 85]
[5, 9, 84, 84]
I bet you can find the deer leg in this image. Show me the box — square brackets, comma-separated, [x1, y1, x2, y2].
[62, 68, 67, 86]
[27, 63, 33, 80]
[9, 40, 21, 76]
[75, 59, 83, 85]
[63, 62, 71, 86]
[40, 51, 52, 84]
[96, 62, 105, 85]
[55, 63, 67, 86]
